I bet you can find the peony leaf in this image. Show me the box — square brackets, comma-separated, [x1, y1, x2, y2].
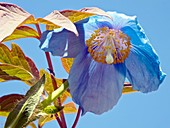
[2, 26, 40, 42]
[60, 7, 112, 23]
[63, 102, 77, 114]
[0, 2, 36, 42]
[0, 43, 39, 85]
[0, 94, 24, 114]
[37, 10, 78, 35]
[61, 58, 74, 73]
[4, 75, 45, 128]
[122, 82, 137, 94]
[0, 64, 35, 83]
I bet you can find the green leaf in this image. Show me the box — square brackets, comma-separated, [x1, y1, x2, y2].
[0, 2, 36, 42]
[36, 10, 78, 35]
[41, 80, 69, 108]
[60, 7, 112, 23]
[122, 82, 138, 94]
[4, 75, 45, 128]
[0, 43, 39, 85]
[0, 94, 24, 114]
[2, 26, 40, 42]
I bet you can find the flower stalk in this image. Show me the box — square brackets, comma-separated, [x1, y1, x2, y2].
[72, 106, 81, 128]
[35, 24, 67, 128]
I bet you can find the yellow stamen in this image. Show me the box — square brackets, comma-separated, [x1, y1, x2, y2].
[86, 27, 131, 64]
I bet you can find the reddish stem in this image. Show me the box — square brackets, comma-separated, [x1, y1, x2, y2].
[72, 106, 81, 128]
[35, 24, 67, 128]
[55, 114, 64, 128]
[45, 52, 54, 74]
[35, 24, 42, 39]
[45, 52, 67, 128]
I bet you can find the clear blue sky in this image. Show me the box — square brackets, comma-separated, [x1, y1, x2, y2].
[0, 0, 169, 128]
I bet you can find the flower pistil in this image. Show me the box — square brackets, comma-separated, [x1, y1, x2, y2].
[86, 27, 131, 64]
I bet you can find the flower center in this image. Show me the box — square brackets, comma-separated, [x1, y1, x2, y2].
[86, 27, 131, 64]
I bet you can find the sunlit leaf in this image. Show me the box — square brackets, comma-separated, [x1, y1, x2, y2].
[122, 82, 137, 94]
[0, 2, 36, 42]
[0, 43, 39, 85]
[37, 10, 78, 35]
[61, 58, 74, 73]
[63, 102, 77, 114]
[60, 7, 112, 23]
[4, 75, 45, 128]
[2, 26, 40, 42]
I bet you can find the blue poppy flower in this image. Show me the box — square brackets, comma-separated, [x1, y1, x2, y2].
[40, 11, 166, 115]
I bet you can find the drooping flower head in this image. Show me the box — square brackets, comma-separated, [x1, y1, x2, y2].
[40, 11, 166, 115]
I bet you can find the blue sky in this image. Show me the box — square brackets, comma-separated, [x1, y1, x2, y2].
[0, 0, 169, 128]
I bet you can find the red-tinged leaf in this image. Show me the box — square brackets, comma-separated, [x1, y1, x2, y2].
[2, 26, 40, 42]
[11, 43, 39, 80]
[122, 82, 138, 94]
[0, 63, 34, 82]
[60, 7, 112, 23]
[0, 94, 24, 112]
[63, 102, 77, 114]
[61, 58, 74, 73]
[0, 43, 39, 85]
[37, 10, 78, 35]
[4, 75, 45, 128]
[0, 2, 36, 42]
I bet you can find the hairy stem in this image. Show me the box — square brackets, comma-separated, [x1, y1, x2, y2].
[72, 106, 81, 128]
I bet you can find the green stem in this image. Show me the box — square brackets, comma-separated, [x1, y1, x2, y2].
[41, 80, 69, 108]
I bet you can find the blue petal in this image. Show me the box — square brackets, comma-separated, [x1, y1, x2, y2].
[107, 11, 136, 30]
[68, 48, 126, 115]
[120, 15, 149, 46]
[40, 25, 85, 58]
[125, 45, 166, 93]
[79, 15, 114, 41]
